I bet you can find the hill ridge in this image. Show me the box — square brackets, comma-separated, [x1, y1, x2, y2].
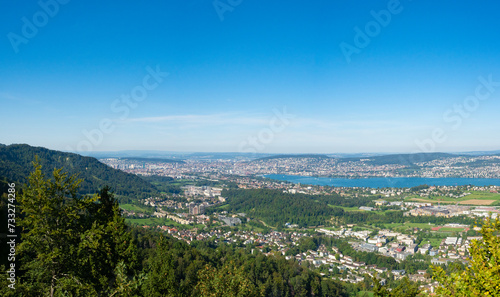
[0, 143, 158, 202]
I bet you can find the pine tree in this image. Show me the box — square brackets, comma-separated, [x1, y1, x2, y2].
[372, 275, 420, 297]
[17, 161, 96, 296]
[9, 161, 140, 296]
[196, 261, 259, 297]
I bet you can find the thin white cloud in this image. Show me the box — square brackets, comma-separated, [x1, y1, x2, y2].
[123, 112, 429, 133]
[125, 113, 268, 126]
[0, 92, 42, 104]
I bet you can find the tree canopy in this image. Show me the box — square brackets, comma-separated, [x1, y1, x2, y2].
[1, 161, 140, 296]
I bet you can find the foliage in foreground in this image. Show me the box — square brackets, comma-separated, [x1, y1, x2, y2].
[372, 276, 421, 297]
[1, 161, 140, 296]
[432, 217, 500, 296]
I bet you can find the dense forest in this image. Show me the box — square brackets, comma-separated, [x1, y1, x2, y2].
[222, 189, 345, 228]
[0, 144, 159, 202]
[0, 163, 349, 296]
[140, 175, 183, 194]
[220, 188, 475, 228]
[314, 194, 373, 208]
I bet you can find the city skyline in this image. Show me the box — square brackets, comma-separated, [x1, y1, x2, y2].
[2, 1, 500, 153]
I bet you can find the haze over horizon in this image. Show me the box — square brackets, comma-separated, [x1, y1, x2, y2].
[2, 1, 500, 154]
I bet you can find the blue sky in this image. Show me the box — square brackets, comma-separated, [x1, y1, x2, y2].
[1, 0, 500, 154]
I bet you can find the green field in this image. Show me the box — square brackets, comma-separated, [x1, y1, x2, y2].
[424, 237, 444, 248]
[382, 222, 436, 231]
[236, 223, 266, 233]
[405, 191, 500, 205]
[404, 194, 456, 203]
[219, 204, 230, 209]
[404, 222, 436, 229]
[329, 205, 363, 211]
[120, 203, 150, 213]
[438, 227, 466, 232]
[466, 191, 500, 200]
[382, 223, 404, 229]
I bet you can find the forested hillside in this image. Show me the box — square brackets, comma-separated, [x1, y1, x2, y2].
[0, 144, 158, 202]
[222, 189, 345, 227]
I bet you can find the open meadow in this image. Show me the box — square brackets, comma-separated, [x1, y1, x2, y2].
[406, 191, 500, 206]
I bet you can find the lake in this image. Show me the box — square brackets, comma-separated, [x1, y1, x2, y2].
[263, 174, 500, 188]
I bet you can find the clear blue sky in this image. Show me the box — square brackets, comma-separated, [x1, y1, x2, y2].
[1, 0, 500, 154]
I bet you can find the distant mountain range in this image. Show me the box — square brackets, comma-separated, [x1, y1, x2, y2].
[78, 149, 500, 162]
[251, 152, 461, 166]
[120, 157, 185, 163]
[338, 152, 459, 166]
[0, 144, 158, 202]
[254, 154, 331, 161]
[83, 150, 274, 161]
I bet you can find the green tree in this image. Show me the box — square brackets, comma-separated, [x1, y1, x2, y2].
[141, 236, 205, 296]
[373, 276, 420, 297]
[8, 161, 139, 296]
[432, 217, 500, 296]
[196, 262, 259, 297]
[16, 162, 97, 296]
[77, 186, 140, 294]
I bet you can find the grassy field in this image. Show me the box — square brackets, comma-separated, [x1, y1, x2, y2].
[406, 191, 500, 206]
[382, 223, 404, 229]
[382, 222, 436, 231]
[126, 217, 160, 226]
[219, 204, 230, 209]
[466, 191, 500, 200]
[404, 222, 436, 229]
[438, 227, 466, 232]
[424, 237, 444, 248]
[408, 197, 455, 204]
[381, 222, 467, 237]
[459, 199, 496, 205]
[120, 203, 150, 213]
[237, 223, 266, 233]
[329, 205, 363, 211]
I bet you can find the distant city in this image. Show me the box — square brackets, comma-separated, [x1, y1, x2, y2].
[100, 153, 500, 179]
